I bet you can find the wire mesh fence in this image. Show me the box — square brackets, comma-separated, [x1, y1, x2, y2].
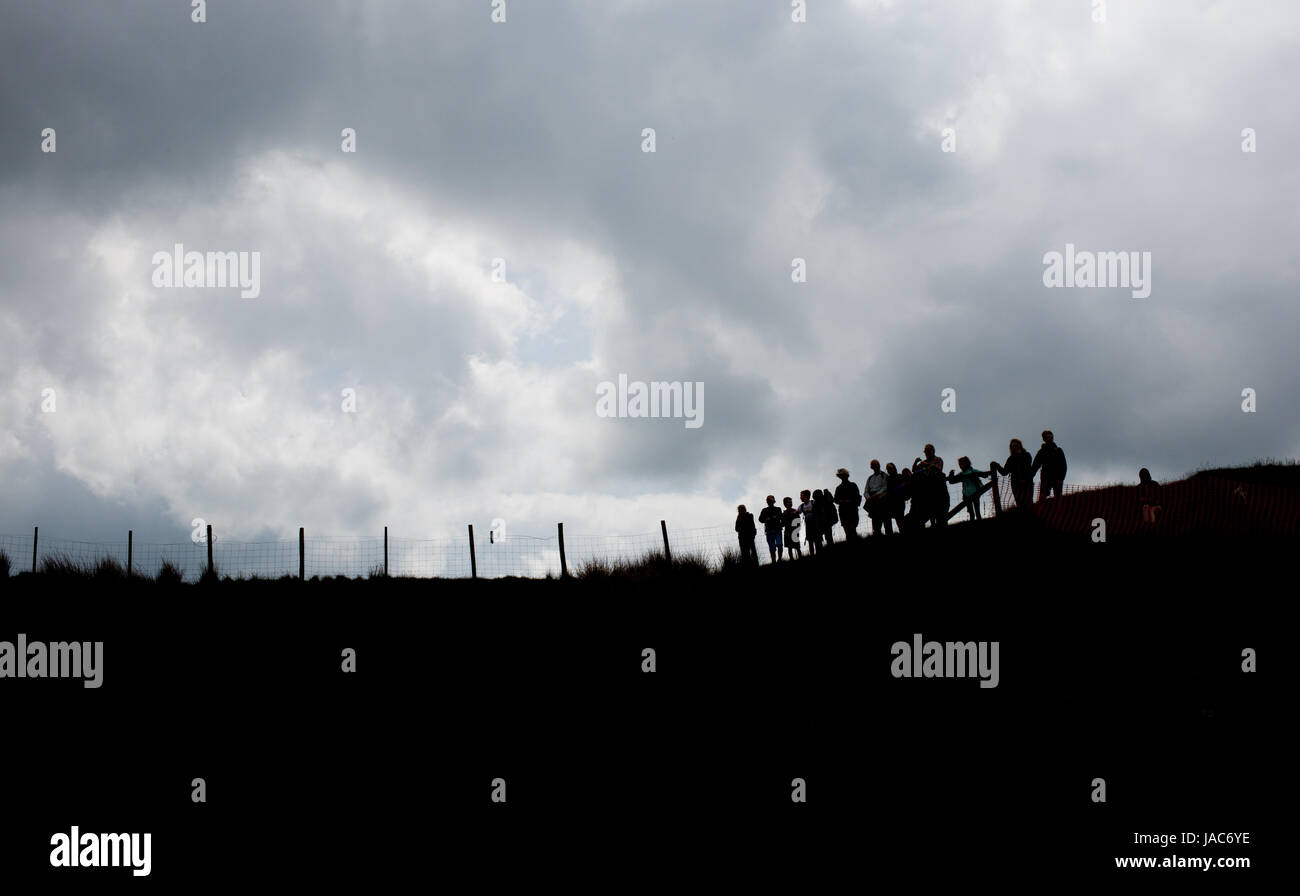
[0, 507, 1030, 582]
[5, 474, 1290, 581]
[0, 526, 746, 582]
[0, 487, 1103, 582]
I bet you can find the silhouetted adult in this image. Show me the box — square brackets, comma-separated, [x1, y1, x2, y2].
[886, 463, 907, 534]
[903, 464, 927, 529]
[927, 445, 950, 526]
[799, 489, 819, 555]
[1137, 468, 1161, 523]
[834, 468, 861, 539]
[1030, 430, 1067, 502]
[817, 486, 839, 545]
[758, 495, 783, 562]
[735, 505, 758, 565]
[912, 445, 948, 527]
[931, 460, 951, 526]
[991, 438, 1034, 510]
[864, 459, 892, 535]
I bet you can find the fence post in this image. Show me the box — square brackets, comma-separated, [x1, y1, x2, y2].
[384, 526, 389, 577]
[127, 530, 133, 577]
[299, 527, 305, 580]
[990, 466, 1002, 516]
[660, 519, 671, 562]
[206, 524, 214, 575]
[468, 524, 477, 579]
[32, 526, 38, 574]
[557, 522, 568, 578]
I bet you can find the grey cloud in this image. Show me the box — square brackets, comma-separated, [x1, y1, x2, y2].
[1, 0, 1297, 543]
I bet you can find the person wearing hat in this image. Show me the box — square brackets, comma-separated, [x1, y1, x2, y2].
[833, 468, 861, 539]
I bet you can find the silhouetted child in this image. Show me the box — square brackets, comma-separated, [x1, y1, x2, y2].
[948, 456, 991, 521]
[798, 490, 818, 555]
[758, 495, 783, 561]
[782, 496, 803, 558]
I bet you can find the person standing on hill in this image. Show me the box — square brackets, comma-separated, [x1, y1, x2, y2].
[817, 486, 839, 545]
[758, 495, 784, 562]
[1137, 468, 1161, 523]
[948, 456, 991, 521]
[930, 459, 951, 526]
[864, 459, 892, 535]
[834, 468, 862, 539]
[782, 496, 803, 558]
[886, 463, 908, 534]
[904, 463, 928, 529]
[912, 445, 947, 527]
[1030, 430, 1068, 502]
[735, 505, 758, 565]
[799, 489, 820, 555]
[925, 445, 950, 526]
[991, 438, 1034, 510]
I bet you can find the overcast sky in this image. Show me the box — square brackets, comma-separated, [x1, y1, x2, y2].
[1, 0, 1297, 545]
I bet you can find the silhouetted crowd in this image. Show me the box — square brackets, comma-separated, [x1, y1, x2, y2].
[734, 430, 1069, 563]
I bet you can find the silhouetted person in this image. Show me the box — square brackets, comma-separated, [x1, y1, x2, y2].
[948, 456, 991, 521]
[864, 459, 892, 535]
[818, 486, 839, 545]
[991, 438, 1034, 510]
[1137, 468, 1161, 523]
[912, 445, 948, 527]
[927, 445, 950, 525]
[759, 495, 783, 562]
[903, 465, 927, 530]
[799, 489, 819, 555]
[782, 496, 803, 558]
[1030, 429, 1067, 502]
[834, 468, 861, 539]
[735, 505, 758, 565]
[886, 463, 907, 533]
[933, 460, 952, 525]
